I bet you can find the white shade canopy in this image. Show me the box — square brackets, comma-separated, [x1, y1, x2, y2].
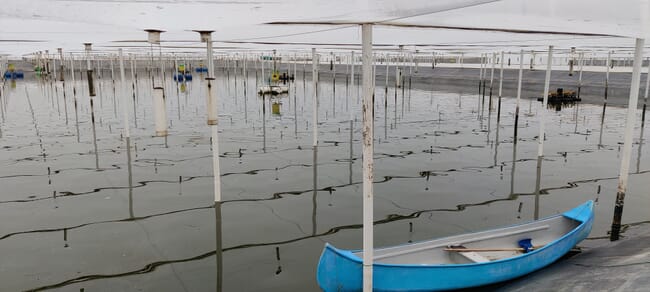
[1, 0, 648, 56]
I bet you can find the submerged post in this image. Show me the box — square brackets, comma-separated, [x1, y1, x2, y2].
[57, 48, 65, 82]
[514, 50, 523, 143]
[84, 43, 96, 97]
[578, 52, 584, 99]
[610, 38, 645, 241]
[539, 46, 553, 157]
[361, 23, 374, 292]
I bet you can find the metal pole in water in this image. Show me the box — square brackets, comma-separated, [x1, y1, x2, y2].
[478, 53, 484, 94]
[538, 46, 553, 158]
[610, 38, 645, 241]
[605, 50, 612, 102]
[489, 52, 495, 111]
[351, 51, 355, 106]
[361, 23, 374, 292]
[497, 51, 504, 124]
[312, 48, 319, 147]
[642, 57, 650, 126]
[578, 52, 584, 99]
[514, 50, 523, 143]
[84, 43, 95, 97]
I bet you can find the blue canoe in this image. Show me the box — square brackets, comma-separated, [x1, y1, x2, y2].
[317, 200, 594, 291]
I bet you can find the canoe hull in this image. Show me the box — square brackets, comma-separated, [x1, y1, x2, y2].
[317, 201, 594, 291]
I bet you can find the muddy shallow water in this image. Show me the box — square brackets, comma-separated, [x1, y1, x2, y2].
[1, 66, 648, 291]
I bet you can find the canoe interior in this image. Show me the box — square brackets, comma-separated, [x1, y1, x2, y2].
[354, 215, 580, 265]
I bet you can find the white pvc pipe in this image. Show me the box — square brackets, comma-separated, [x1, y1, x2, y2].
[361, 23, 374, 292]
[312, 48, 318, 147]
[615, 38, 645, 217]
[538, 46, 553, 157]
[498, 51, 504, 99]
[643, 58, 650, 100]
[351, 51, 355, 110]
[516, 50, 523, 110]
[489, 52, 496, 109]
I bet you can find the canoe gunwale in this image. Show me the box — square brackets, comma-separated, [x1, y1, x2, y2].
[324, 200, 594, 268]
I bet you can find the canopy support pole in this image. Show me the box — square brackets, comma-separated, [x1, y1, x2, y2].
[361, 23, 374, 292]
[611, 38, 645, 241]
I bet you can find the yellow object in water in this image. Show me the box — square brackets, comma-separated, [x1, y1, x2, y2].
[272, 102, 281, 115]
[180, 83, 187, 93]
[271, 71, 280, 82]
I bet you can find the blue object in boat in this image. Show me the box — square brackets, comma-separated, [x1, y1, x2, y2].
[316, 200, 594, 291]
[518, 238, 533, 253]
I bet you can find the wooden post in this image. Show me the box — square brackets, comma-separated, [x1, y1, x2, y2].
[611, 38, 645, 241]
[361, 23, 374, 292]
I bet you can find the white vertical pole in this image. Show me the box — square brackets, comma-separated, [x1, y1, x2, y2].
[538, 46, 553, 157]
[361, 23, 374, 292]
[644, 57, 650, 101]
[611, 38, 645, 240]
[514, 50, 523, 141]
[312, 48, 318, 147]
[489, 52, 496, 110]
[351, 51, 355, 108]
[498, 51, 504, 100]
[118, 49, 130, 138]
[605, 50, 612, 100]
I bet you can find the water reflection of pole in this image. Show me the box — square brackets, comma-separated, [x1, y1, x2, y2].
[514, 50, 523, 143]
[611, 38, 644, 241]
[600, 51, 612, 148]
[509, 133, 518, 198]
[361, 23, 374, 292]
[534, 156, 542, 220]
[312, 145, 318, 236]
[215, 201, 223, 292]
